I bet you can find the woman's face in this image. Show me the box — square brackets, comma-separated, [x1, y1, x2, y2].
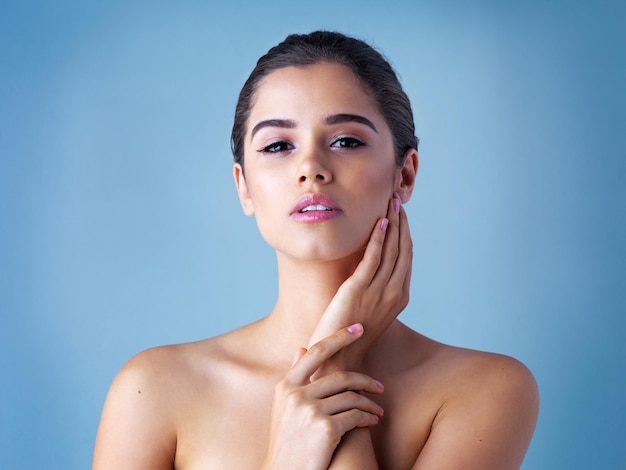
[234, 62, 405, 263]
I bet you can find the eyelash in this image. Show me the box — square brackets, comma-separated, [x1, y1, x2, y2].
[257, 137, 365, 154]
[258, 141, 293, 154]
[331, 136, 365, 149]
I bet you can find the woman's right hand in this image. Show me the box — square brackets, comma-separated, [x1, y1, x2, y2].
[261, 324, 384, 470]
[308, 194, 413, 372]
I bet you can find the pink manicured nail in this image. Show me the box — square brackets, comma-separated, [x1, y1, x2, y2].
[380, 218, 389, 232]
[393, 194, 401, 214]
[347, 323, 363, 334]
[374, 380, 384, 391]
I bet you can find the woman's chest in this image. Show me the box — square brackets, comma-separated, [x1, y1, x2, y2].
[171, 369, 438, 469]
[173, 376, 274, 469]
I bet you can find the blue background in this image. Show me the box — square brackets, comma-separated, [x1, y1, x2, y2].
[1, 1, 624, 468]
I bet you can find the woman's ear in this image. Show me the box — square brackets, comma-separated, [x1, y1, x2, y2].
[233, 163, 255, 216]
[395, 149, 419, 203]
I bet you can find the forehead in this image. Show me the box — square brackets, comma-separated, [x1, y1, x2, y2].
[248, 62, 382, 127]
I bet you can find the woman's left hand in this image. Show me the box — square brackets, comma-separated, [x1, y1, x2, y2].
[308, 193, 413, 371]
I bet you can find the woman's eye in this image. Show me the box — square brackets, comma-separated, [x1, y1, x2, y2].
[258, 141, 293, 154]
[331, 137, 365, 149]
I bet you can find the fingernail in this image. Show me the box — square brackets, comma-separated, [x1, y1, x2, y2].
[347, 323, 363, 334]
[374, 379, 384, 391]
[393, 193, 401, 214]
[380, 218, 389, 232]
[291, 350, 302, 366]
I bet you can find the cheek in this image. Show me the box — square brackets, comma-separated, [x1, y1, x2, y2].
[244, 173, 286, 240]
[354, 164, 396, 209]
[245, 166, 283, 207]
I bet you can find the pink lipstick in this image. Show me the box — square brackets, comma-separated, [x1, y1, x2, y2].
[290, 193, 342, 223]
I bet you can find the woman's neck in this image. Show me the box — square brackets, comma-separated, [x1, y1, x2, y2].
[262, 250, 363, 353]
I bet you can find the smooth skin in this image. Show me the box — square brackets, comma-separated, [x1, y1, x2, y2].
[93, 62, 539, 469]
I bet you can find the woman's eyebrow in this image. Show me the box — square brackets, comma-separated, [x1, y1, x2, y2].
[249, 114, 378, 141]
[325, 114, 378, 133]
[250, 119, 296, 141]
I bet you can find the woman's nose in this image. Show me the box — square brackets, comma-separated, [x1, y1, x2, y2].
[296, 147, 333, 184]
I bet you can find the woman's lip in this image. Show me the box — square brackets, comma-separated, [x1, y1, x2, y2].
[290, 193, 341, 215]
[291, 209, 342, 223]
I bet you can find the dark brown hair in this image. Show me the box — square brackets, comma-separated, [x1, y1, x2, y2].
[231, 31, 418, 167]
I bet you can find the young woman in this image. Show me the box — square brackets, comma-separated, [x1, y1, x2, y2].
[93, 31, 539, 469]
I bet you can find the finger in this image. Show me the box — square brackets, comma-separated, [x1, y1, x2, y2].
[348, 217, 388, 288]
[387, 204, 413, 290]
[291, 347, 308, 367]
[287, 324, 364, 385]
[401, 253, 413, 300]
[368, 194, 401, 289]
[309, 370, 384, 398]
[320, 390, 384, 418]
[330, 409, 381, 436]
[348, 194, 400, 289]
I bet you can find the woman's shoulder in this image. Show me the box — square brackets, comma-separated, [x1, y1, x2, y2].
[417, 329, 536, 398]
[104, 340, 211, 415]
[116, 341, 202, 385]
[388, 324, 539, 467]
[392, 324, 538, 404]
[114, 319, 271, 393]
[94, 328, 259, 468]
[115, 327, 251, 388]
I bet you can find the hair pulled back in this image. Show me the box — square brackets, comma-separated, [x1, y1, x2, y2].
[231, 31, 418, 167]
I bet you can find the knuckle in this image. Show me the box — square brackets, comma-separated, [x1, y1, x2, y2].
[307, 341, 328, 357]
[363, 251, 381, 267]
[355, 409, 378, 426]
[364, 410, 379, 425]
[340, 282, 359, 297]
[383, 289, 400, 305]
[331, 370, 350, 384]
[285, 389, 306, 408]
[275, 378, 290, 396]
[319, 416, 340, 442]
[347, 409, 366, 426]
[302, 401, 318, 419]
[388, 289, 409, 310]
[376, 231, 386, 245]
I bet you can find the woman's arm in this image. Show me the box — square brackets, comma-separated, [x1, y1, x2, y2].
[309, 194, 413, 469]
[412, 355, 539, 470]
[329, 428, 379, 469]
[92, 349, 177, 470]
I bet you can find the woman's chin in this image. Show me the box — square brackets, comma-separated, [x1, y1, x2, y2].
[275, 241, 368, 267]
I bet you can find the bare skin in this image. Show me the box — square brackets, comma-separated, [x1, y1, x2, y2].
[93, 63, 539, 469]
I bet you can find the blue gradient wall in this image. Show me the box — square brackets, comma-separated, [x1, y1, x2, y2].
[1, 1, 624, 468]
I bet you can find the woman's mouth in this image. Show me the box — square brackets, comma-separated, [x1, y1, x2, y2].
[291, 194, 342, 222]
[300, 204, 333, 212]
